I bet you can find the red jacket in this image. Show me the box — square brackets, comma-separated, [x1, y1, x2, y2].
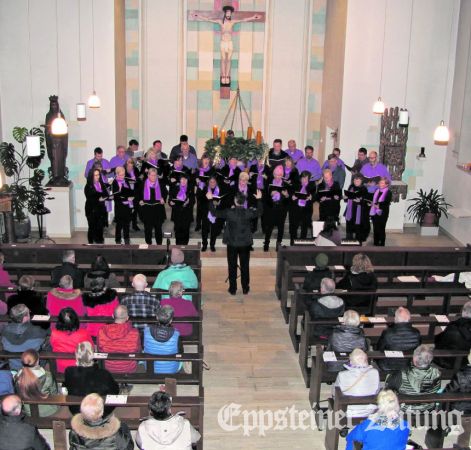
[97, 321, 141, 373]
[83, 290, 119, 337]
[50, 328, 94, 373]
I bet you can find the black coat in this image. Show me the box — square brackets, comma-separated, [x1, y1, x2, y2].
[336, 271, 378, 308]
[84, 182, 108, 221]
[111, 180, 134, 221]
[302, 268, 333, 293]
[445, 365, 471, 412]
[136, 181, 166, 224]
[307, 295, 345, 339]
[51, 262, 84, 289]
[435, 317, 471, 368]
[316, 180, 342, 221]
[7, 290, 49, 330]
[327, 324, 368, 372]
[169, 184, 195, 224]
[0, 413, 50, 450]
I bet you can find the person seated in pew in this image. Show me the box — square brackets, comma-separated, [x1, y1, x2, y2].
[0, 394, 51, 450]
[136, 390, 201, 450]
[14, 349, 60, 417]
[51, 250, 84, 289]
[121, 274, 160, 332]
[1, 304, 49, 371]
[69, 393, 134, 450]
[8, 275, 49, 330]
[346, 390, 410, 450]
[434, 300, 471, 369]
[160, 281, 199, 337]
[50, 308, 93, 373]
[306, 278, 345, 340]
[46, 275, 85, 323]
[84, 254, 120, 290]
[0, 251, 13, 289]
[332, 348, 380, 418]
[63, 342, 120, 417]
[97, 305, 141, 374]
[376, 307, 421, 371]
[327, 310, 368, 372]
[336, 253, 378, 308]
[153, 248, 198, 298]
[302, 252, 333, 292]
[314, 219, 342, 246]
[144, 305, 183, 374]
[82, 277, 119, 339]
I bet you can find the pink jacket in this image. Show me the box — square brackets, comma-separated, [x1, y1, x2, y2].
[83, 290, 119, 337]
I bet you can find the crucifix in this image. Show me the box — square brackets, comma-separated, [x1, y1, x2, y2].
[188, 2, 265, 99]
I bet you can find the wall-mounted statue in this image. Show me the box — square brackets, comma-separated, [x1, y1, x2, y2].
[44, 95, 70, 186]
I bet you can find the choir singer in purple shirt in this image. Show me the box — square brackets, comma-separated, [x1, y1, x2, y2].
[296, 145, 322, 181]
[360, 151, 391, 193]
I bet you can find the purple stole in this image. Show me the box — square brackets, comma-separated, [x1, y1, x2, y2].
[198, 166, 210, 190]
[256, 165, 265, 189]
[272, 178, 282, 202]
[345, 187, 362, 224]
[207, 186, 220, 224]
[177, 184, 187, 202]
[370, 188, 388, 216]
[117, 179, 133, 208]
[238, 184, 248, 209]
[143, 179, 162, 202]
[94, 182, 102, 193]
[298, 182, 307, 207]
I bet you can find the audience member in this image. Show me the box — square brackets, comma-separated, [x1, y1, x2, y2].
[97, 305, 141, 374]
[51, 250, 84, 288]
[0, 251, 13, 288]
[302, 253, 333, 292]
[46, 275, 85, 319]
[0, 361, 14, 396]
[314, 219, 342, 246]
[84, 255, 120, 290]
[14, 349, 60, 417]
[336, 253, 378, 308]
[332, 348, 380, 417]
[136, 391, 201, 449]
[144, 305, 182, 374]
[69, 393, 134, 450]
[1, 304, 48, 370]
[50, 308, 93, 373]
[346, 390, 409, 450]
[82, 277, 119, 338]
[306, 278, 344, 340]
[121, 274, 160, 331]
[63, 342, 120, 416]
[435, 300, 471, 368]
[0, 394, 50, 450]
[376, 307, 421, 371]
[160, 281, 199, 337]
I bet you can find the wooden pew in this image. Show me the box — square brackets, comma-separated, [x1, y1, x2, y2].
[275, 245, 471, 301]
[309, 346, 467, 412]
[288, 284, 471, 352]
[298, 313, 455, 387]
[325, 386, 470, 450]
[279, 264, 468, 323]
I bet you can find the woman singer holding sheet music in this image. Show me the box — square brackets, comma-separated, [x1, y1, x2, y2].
[195, 154, 215, 232]
[343, 174, 370, 244]
[370, 177, 392, 246]
[169, 173, 195, 245]
[84, 168, 109, 244]
[317, 168, 342, 223]
[137, 168, 166, 245]
[125, 157, 141, 231]
[289, 170, 316, 245]
[112, 166, 135, 245]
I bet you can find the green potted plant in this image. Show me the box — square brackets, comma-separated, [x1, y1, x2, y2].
[0, 126, 46, 239]
[406, 188, 452, 226]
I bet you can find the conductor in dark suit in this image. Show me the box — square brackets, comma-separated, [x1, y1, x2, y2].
[207, 189, 263, 295]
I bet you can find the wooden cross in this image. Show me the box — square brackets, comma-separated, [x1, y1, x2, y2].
[188, 1, 265, 99]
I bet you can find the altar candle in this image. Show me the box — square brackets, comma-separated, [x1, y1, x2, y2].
[256, 130, 262, 145]
[247, 126, 253, 140]
[212, 125, 218, 140]
[220, 129, 226, 145]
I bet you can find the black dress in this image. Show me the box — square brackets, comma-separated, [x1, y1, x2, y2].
[169, 184, 195, 245]
[137, 181, 167, 245]
[343, 183, 370, 242]
[316, 180, 342, 222]
[289, 180, 317, 243]
[201, 184, 228, 250]
[84, 181, 108, 244]
[370, 188, 392, 246]
[111, 179, 134, 244]
[194, 166, 216, 230]
[263, 178, 289, 248]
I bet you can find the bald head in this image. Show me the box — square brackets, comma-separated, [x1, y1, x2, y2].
[394, 307, 411, 323]
[2, 395, 22, 416]
[114, 305, 129, 323]
[132, 274, 147, 291]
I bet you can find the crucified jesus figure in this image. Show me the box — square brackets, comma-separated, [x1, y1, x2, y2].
[190, 5, 262, 86]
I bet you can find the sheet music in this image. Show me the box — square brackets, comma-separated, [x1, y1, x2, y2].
[322, 351, 337, 362]
[397, 275, 420, 282]
[305, 266, 316, 271]
[384, 350, 404, 358]
[116, 288, 126, 293]
[93, 353, 108, 359]
[368, 317, 386, 323]
[312, 221, 324, 238]
[334, 265, 345, 270]
[32, 315, 50, 321]
[105, 395, 128, 405]
[139, 244, 149, 249]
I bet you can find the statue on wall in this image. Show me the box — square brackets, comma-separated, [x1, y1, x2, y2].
[44, 95, 69, 187]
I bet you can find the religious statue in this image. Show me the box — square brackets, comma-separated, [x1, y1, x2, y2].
[189, 3, 264, 94]
[44, 95, 69, 186]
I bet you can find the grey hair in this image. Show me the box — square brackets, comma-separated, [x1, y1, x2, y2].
[320, 277, 336, 294]
[9, 304, 29, 323]
[114, 305, 128, 323]
[80, 393, 104, 422]
[59, 274, 73, 289]
[343, 310, 360, 327]
[63, 250, 75, 263]
[169, 280, 184, 298]
[394, 307, 411, 323]
[413, 344, 434, 369]
[76, 341, 94, 367]
[157, 305, 174, 325]
[462, 301, 471, 319]
[132, 274, 147, 291]
[18, 275, 35, 290]
[349, 348, 368, 367]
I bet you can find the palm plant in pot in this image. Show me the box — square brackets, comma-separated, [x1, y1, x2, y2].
[0, 126, 46, 239]
[406, 188, 452, 226]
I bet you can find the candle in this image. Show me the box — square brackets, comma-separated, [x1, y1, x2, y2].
[255, 130, 262, 145]
[220, 129, 226, 145]
[247, 126, 253, 140]
[212, 125, 218, 140]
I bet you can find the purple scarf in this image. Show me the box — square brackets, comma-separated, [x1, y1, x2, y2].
[272, 178, 282, 202]
[207, 186, 220, 224]
[370, 188, 388, 216]
[228, 163, 237, 178]
[144, 178, 162, 201]
[94, 182, 102, 193]
[257, 165, 265, 189]
[345, 188, 363, 224]
[117, 179, 133, 208]
[285, 167, 292, 179]
[198, 166, 210, 190]
[177, 184, 187, 201]
[238, 184, 248, 209]
[298, 182, 307, 207]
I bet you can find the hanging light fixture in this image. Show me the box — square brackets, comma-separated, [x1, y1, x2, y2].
[399, 1, 414, 126]
[433, 2, 455, 145]
[88, 0, 101, 108]
[373, 0, 388, 114]
[76, 102, 86, 120]
[76, 0, 86, 120]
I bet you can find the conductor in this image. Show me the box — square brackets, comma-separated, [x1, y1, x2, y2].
[207, 189, 263, 295]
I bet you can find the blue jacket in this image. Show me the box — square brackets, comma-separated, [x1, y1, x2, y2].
[346, 418, 409, 450]
[143, 326, 181, 374]
[153, 264, 198, 301]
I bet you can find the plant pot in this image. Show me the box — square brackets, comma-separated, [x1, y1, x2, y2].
[14, 217, 31, 240]
[422, 212, 437, 226]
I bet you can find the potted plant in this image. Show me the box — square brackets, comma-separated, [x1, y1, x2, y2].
[406, 188, 452, 227]
[0, 126, 46, 239]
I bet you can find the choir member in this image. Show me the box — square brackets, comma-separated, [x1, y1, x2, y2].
[360, 150, 392, 193]
[181, 143, 198, 172]
[283, 157, 299, 188]
[325, 154, 346, 189]
[201, 176, 227, 252]
[289, 170, 316, 245]
[141, 148, 159, 180]
[194, 154, 215, 232]
[263, 164, 289, 252]
[249, 157, 270, 233]
[268, 138, 288, 169]
[369, 177, 392, 246]
[232, 172, 255, 208]
[317, 168, 342, 223]
[296, 145, 322, 181]
[321, 147, 346, 170]
[125, 158, 140, 231]
[152, 139, 168, 159]
[284, 139, 304, 163]
[111, 166, 134, 245]
[138, 168, 166, 245]
[84, 147, 110, 178]
[344, 174, 370, 243]
[84, 169, 109, 244]
[109, 145, 129, 169]
[346, 147, 368, 175]
[169, 174, 195, 245]
[168, 156, 191, 188]
[217, 156, 241, 187]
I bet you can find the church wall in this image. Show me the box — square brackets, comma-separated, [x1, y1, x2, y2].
[0, 0, 117, 230]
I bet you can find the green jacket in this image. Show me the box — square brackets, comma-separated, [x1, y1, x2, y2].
[152, 264, 198, 300]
